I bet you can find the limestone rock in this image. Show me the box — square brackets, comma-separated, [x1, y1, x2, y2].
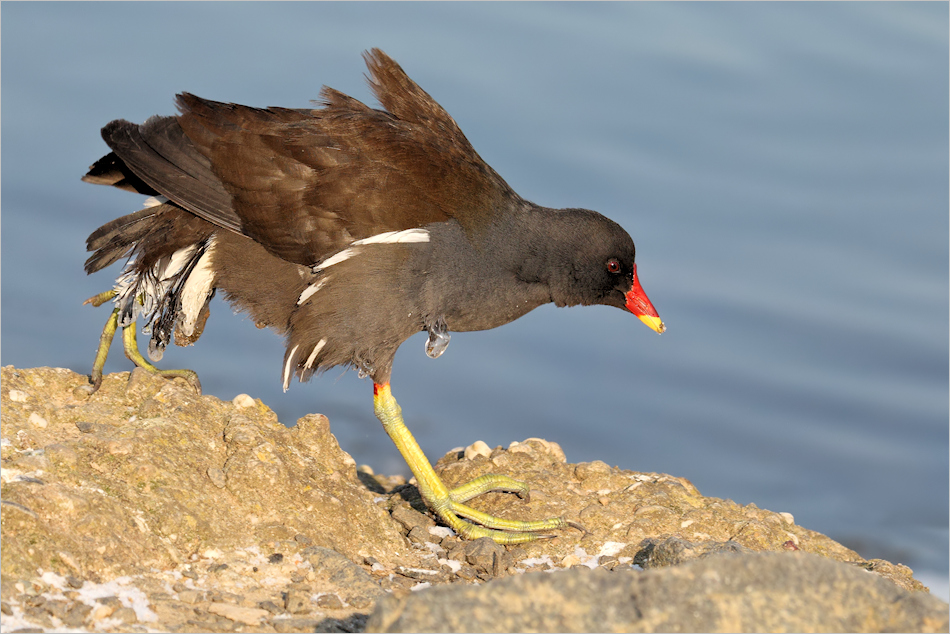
[366, 552, 949, 633]
[2, 366, 944, 633]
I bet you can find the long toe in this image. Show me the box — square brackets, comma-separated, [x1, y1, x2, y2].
[448, 473, 532, 504]
[158, 368, 202, 395]
[121, 324, 202, 394]
[437, 505, 563, 545]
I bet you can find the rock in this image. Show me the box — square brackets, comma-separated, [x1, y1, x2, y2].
[27, 413, 48, 429]
[258, 600, 282, 614]
[316, 593, 345, 610]
[464, 537, 511, 578]
[302, 546, 385, 604]
[283, 589, 310, 614]
[274, 617, 322, 633]
[207, 466, 227, 489]
[207, 602, 269, 626]
[232, 394, 255, 408]
[111, 606, 137, 624]
[89, 602, 116, 621]
[1, 366, 945, 633]
[177, 589, 202, 604]
[508, 438, 567, 463]
[633, 536, 753, 568]
[574, 459, 611, 481]
[61, 602, 92, 628]
[44, 599, 69, 620]
[391, 504, 436, 533]
[464, 440, 492, 460]
[366, 553, 950, 633]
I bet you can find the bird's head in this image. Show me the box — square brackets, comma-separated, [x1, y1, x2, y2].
[546, 209, 665, 334]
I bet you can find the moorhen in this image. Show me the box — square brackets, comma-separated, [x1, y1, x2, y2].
[82, 49, 665, 544]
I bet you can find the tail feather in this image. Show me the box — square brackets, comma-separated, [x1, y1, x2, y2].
[84, 206, 164, 273]
[99, 118, 243, 234]
[82, 152, 159, 195]
[84, 116, 228, 356]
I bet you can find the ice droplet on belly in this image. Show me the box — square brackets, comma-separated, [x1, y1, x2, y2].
[425, 319, 451, 359]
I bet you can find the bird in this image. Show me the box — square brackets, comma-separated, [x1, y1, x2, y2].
[81, 49, 665, 544]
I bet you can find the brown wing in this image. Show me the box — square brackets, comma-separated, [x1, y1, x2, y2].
[171, 48, 518, 265]
[91, 116, 245, 235]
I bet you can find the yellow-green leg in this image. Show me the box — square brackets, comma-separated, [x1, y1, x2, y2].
[86, 292, 120, 391]
[373, 382, 567, 544]
[84, 291, 201, 394]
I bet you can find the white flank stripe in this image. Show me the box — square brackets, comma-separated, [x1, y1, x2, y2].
[297, 277, 329, 305]
[178, 237, 217, 336]
[352, 229, 429, 245]
[143, 195, 169, 208]
[304, 339, 327, 369]
[283, 345, 300, 392]
[316, 229, 429, 271]
[318, 248, 355, 270]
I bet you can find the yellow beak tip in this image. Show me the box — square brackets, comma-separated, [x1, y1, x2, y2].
[637, 315, 666, 334]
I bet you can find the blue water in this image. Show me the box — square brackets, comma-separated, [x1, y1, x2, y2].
[2, 2, 947, 596]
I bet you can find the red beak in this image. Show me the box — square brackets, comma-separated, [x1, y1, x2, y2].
[625, 264, 665, 334]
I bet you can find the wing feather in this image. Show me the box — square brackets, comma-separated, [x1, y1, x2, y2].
[99, 117, 243, 234]
[88, 49, 518, 266]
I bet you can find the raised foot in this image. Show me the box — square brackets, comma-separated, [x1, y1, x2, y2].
[86, 292, 202, 395]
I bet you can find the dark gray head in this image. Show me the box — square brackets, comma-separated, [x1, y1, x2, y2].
[510, 209, 658, 329]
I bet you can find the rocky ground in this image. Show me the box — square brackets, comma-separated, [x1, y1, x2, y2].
[2, 365, 947, 633]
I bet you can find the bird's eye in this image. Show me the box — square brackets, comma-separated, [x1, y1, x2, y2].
[606, 259, 621, 274]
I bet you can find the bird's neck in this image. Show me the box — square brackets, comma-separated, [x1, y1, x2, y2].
[503, 204, 587, 291]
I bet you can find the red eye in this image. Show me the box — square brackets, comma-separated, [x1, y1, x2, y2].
[606, 259, 621, 274]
